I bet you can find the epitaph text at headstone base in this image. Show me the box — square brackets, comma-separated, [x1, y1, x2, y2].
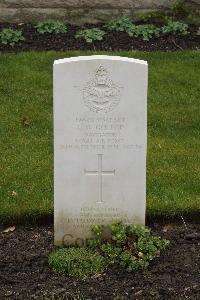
[54, 56, 148, 246]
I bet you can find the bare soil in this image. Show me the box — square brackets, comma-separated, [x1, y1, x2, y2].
[0, 223, 199, 299]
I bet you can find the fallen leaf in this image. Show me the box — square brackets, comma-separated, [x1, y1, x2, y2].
[21, 117, 30, 127]
[91, 272, 105, 279]
[134, 290, 143, 296]
[30, 233, 40, 241]
[3, 226, 16, 233]
[163, 224, 173, 232]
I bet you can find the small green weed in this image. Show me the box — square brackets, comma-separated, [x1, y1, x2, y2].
[75, 28, 106, 43]
[48, 247, 105, 278]
[186, 13, 198, 25]
[0, 28, 25, 46]
[162, 20, 189, 35]
[169, 0, 199, 25]
[139, 11, 162, 23]
[35, 20, 67, 34]
[105, 16, 134, 32]
[170, 0, 185, 15]
[127, 24, 160, 41]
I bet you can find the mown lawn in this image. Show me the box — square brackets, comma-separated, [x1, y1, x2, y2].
[0, 50, 199, 224]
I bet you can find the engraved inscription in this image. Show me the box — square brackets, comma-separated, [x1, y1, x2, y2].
[84, 154, 115, 204]
[60, 116, 142, 151]
[83, 66, 121, 113]
[64, 207, 130, 229]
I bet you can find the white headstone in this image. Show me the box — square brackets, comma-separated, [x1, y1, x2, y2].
[54, 55, 148, 246]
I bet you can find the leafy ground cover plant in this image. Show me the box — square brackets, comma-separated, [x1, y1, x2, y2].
[35, 20, 67, 34]
[87, 222, 170, 272]
[105, 16, 134, 32]
[49, 222, 169, 278]
[75, 28, 106, 43]
[197, 27, 200, 36]
[0, 28, 25, 46]
[127, 24, 160, 41]
[49, 247, 104, 278]
[162, 19, 189, 35]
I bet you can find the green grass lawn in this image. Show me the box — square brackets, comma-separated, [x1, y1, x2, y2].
[0, 50, 199, 224]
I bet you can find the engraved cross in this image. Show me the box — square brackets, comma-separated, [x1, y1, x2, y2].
[84, 154, 115, 204]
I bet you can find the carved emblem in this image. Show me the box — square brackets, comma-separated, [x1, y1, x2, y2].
[83, 66, 121, 113]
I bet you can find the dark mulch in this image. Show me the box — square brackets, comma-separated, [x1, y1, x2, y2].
[0, 223, 199, 299]
[0, 23, 200, 53]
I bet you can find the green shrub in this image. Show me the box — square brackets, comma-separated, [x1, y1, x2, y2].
[87, 222, 170, 273]
[49, 247, 105, 278]
[75, 28, 106, 43]
[105, 16, 134, 32]
[0, 28, 25, 46]
[197, 27, 200, 36]
[127, 24, 160, 41]
[162, 20, 189, 35]
[35, 20, 67, 34]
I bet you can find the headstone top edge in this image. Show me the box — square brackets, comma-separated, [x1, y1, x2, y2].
[54, 55, 147, 66]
